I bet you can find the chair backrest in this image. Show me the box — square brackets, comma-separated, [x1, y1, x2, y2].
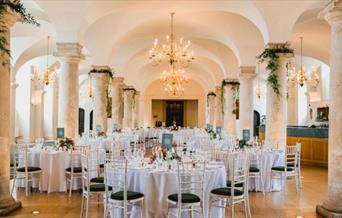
[285, 145, 298, 169]
[176, 160, 205, 204]
[13, 143, 29, 172]
[69, 144, 87, 174]
[296, 142, 301, 168]
[80, 149, 100, 193]
[104, 159, 128, 216]
[228, 152, 250, 196]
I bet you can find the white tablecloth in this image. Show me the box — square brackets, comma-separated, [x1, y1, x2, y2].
[107, 164, 226, 218]
[248, 151, 285, 192]
[17, 150, 82, 193]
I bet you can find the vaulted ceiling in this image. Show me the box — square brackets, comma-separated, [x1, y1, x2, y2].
[11, 0, 329, 93]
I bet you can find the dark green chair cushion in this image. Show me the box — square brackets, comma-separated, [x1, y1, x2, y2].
[211, 187, 244, 196]
[249, 166, 260, 173]
[168, 193, 201, 203]
[90, 176, 104, 183]
[17, 167, 41, 172]
[287, 163, 299, 167]
[226, 180, 243, 188]
[89, 184, 106, 192]
[110, 191, 144, 201]
[65, 167, 82, 173]
[271, 166, 294, 172]
[99, 164, 104, 168]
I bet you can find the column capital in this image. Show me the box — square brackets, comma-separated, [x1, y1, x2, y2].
[112, 77, 124, 84]
[89, 65, 113, 78]
[319, 0, 342, 24]
[207, 91, 217, 97]
[123, 86, 136, 92]
[239, 66, 256, 78]
[54, 43, 84, 62]
[0, 6, 21, 28]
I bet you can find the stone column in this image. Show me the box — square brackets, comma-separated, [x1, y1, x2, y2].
[0, 7, 21, 216]
[134, 91, 140, 128]
[10, 78, 18, 145]
[214, 86, 223, 129]
[239, 66, 256, 138]
[317, 1, 342, 216]
[222, 80, 239, 135]
[265, 45, 292, 150]
[90, 66, 111, 132]
[206, 92, 216, 126]
[111, 77, 124, 130]
[123, 87, 136, 129]
[55, 43, 83, 139]
[30, 72, 45, 141]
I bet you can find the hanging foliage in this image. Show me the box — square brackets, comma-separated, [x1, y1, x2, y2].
[221, 79, 240, 115]
[257, 43, 294, 97]
[0, 0, 39, 65]
[106, 86, 112, 118]
[123, 87, 136, 111]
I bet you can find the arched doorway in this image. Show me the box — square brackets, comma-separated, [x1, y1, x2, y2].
[79, 108, 85, 135]
[253, 110, 261, 137]
[89, 110, 93, 131]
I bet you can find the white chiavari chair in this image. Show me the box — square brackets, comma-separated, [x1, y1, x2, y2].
[65, 145, 87, 197]
[80, 149, 107, 218]
[271, 145, 299, 193]
[248, 150, 265, 194]
[209, 152, 251, 218]
[104, 159, 144, 218]
[166, 160, 206, 218]
[11, 143, 42, 196]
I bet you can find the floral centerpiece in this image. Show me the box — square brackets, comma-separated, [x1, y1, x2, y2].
[149, 146, 180, 164]
[207, 130, 216, 140]
[58, 138, 74, 151]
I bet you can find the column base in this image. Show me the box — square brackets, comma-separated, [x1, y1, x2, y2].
[0, 197, 22, 216]
[317, 205, 342, 218]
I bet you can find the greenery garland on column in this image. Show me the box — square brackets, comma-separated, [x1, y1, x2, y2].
[123, 87, 136, 111]
[88, 68, 114, 118]
[257, 43, 294, 97]
[0, 0, 39, 65]
[221, 79, 240, 116]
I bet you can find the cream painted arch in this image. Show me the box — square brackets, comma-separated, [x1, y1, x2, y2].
[143, 79, 206, 127]
[83, 10, 264, 66]
[76, 1, 270, 44]
[110, 37, 239, 80]
[119, 48, 226, 88]
[125, 63, 213, 94]
[84, 12, 243, 65]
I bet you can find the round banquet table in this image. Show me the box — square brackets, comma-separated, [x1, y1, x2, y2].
[248, 150, 285, 192]
[106, 162, 226, 218]
[16, 149, 83, 193]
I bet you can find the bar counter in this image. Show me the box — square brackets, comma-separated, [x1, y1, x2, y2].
[259, 125, 328, 167]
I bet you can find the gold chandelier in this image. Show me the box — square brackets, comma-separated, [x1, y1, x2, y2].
[149, 12, 195, 68]
[31, 36, 56, 86]
[160, 64, 188, 97]
[288, 37, 319, 87]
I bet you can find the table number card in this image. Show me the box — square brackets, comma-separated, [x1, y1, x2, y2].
[96, 125, 102, 132]
[161, 133, 173, 149]
[216, 126, 222, 136]
[206, 124, 213, 131]
[242, 129, 250, 141]
[57, 128, 65, 139]
[113, 123, 118, 131]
